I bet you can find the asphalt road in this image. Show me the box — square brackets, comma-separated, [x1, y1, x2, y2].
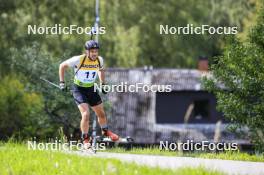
[69, 151, 264, 175]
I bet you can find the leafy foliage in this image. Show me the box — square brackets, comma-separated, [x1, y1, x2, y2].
[0, 75, 45, 139]
[9, 43, 81, 138]
[203, 4, 264, 152]
[0, 0, 260, 140]
[0, 0, 257, 72]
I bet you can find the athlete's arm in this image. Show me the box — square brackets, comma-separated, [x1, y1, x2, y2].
[98, 69, 105, 84]
[98, 56, 105, 84]
[59, 61, 69, 82]
[59, 55, 80, 82]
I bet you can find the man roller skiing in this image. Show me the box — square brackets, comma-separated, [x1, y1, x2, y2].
[59, 40, 119, 148]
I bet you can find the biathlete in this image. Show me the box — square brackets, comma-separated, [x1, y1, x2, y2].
[59, 40, 119, 148]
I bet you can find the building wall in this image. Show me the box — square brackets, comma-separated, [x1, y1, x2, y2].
[105, 68, 247, 144]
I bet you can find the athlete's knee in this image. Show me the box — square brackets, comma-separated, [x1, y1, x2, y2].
[81, 111, 89, 121]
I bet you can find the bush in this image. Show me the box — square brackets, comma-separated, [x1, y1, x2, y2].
[203, 4, 264, 152]
[0, 75, 45, 139]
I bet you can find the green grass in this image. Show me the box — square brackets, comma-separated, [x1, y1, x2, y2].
[101, 147, 264, 162]
[0, 142, 225, 175]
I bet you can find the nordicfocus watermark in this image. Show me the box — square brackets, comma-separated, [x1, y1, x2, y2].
[160, 24, 238, 35]
[160, 140, 238, 151]
[95, 82, 172, 93]
[27, 139, 106, 151]
[27, 24, 106, 35]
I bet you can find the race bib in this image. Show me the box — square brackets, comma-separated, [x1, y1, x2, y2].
[75, 69, 98, 83]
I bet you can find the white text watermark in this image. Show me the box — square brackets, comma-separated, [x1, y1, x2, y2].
[27, 140, 106, 151]
[160, 24, 238, 35]
[28, 24, 106, 35]
[94, 82, 172, 93]
[160, 140, 238, 151]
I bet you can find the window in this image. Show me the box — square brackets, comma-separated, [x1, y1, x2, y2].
[155, 91, 224, 124]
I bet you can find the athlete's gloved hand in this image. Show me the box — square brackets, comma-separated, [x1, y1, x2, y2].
[101, 82, 108, 94]
[59, 81, 66, 91]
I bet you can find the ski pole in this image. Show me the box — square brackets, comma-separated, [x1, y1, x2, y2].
[40, 77, 60, 89]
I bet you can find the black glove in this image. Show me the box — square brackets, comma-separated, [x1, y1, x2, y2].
[101, 82, 108, 94]
[59, 81, 66, 91]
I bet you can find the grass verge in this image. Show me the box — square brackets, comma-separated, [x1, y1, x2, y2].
[0, 142, 225, 175]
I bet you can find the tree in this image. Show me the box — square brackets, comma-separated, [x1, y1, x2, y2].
[0, 0, 260, 140]
[0, 0, 257, 71]
[113, 26, 140, 67]
[203, 3, 264, 152]
[0, 75, 45, 139]
[10, 43, 81, 138]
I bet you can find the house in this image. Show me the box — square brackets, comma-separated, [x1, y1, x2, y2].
[104, 59, 247, 144]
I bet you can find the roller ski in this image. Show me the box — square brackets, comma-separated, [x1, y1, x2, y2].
[96, 130, 134, 143]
